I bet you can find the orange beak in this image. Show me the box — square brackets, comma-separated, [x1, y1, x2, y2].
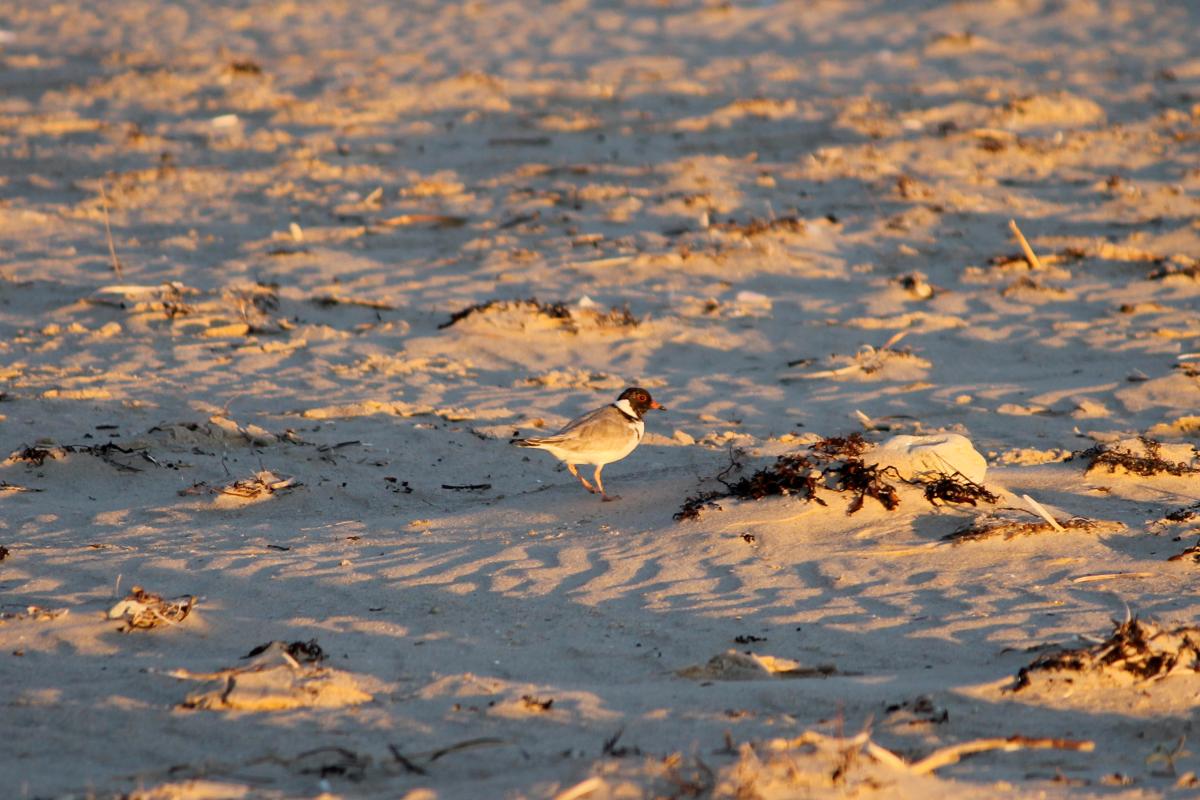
[649, 400, 665, 411]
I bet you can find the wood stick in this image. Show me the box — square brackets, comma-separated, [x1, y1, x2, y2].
[101, 186, 123, 278]
[882, 329, 909, 350]
[772, 730, 1093, 775]
[1021, 493, 1065, 532]
[864, 741, 909, 770]
[1072, 572, 1155, 584]
[1008, 219, 1045, 270]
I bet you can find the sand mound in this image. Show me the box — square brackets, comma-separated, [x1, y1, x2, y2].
[175, 642, 373, 712]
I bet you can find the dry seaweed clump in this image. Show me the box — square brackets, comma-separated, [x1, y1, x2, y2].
[810, 433, 871, 459]
[1158, 502, 1200, 560]
[1075, 437, 1199, 477]
[724, 453, 828, 502]
[438, 297, 639, 331]
[943, 513, 1121, 544]
[922, 473, 998, 506]
[1164, 501, 1200, 523]
[1011, 618, 1200, 691]
[674, 434, 900, 521]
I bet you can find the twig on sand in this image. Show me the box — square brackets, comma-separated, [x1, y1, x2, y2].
[387, 744, 428, 775]
[1008, 219, 1044, 271]
[101, 186, 123, 278]
[426, 736, 508, 762]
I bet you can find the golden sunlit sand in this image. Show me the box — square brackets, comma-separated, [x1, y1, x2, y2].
[2, 1, 1200, 797]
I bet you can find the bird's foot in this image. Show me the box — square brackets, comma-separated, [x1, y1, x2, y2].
[601, 493, 621, 502]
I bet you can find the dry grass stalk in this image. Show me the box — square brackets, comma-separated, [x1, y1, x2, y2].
[101, 185, 123, 278]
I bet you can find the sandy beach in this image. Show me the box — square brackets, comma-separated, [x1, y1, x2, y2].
[3, 1, 1200, 797]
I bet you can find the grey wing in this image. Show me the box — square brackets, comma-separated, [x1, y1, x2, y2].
[524, 407, 631, 453]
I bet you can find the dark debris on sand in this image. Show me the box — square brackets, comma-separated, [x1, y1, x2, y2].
[9, 442, 152, 472]
[1168, 542, 1200, 563]
[243, 639, 326, 664]
[10, 446, 56, 466]
[1164, 501, 1200, 523]
[674, 489, 730, 521]
[708, 215, 806, 237]
[923, 473, 999, 507]
[1147, 263, 1200, 282]
[675, 433, 904, 521]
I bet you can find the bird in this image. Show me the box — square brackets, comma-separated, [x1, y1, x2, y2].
[514, 387, 664, 501]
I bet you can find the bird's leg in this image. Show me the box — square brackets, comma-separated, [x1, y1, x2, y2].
[595, 465, 620, 502]
[567, 463, 598, 493]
